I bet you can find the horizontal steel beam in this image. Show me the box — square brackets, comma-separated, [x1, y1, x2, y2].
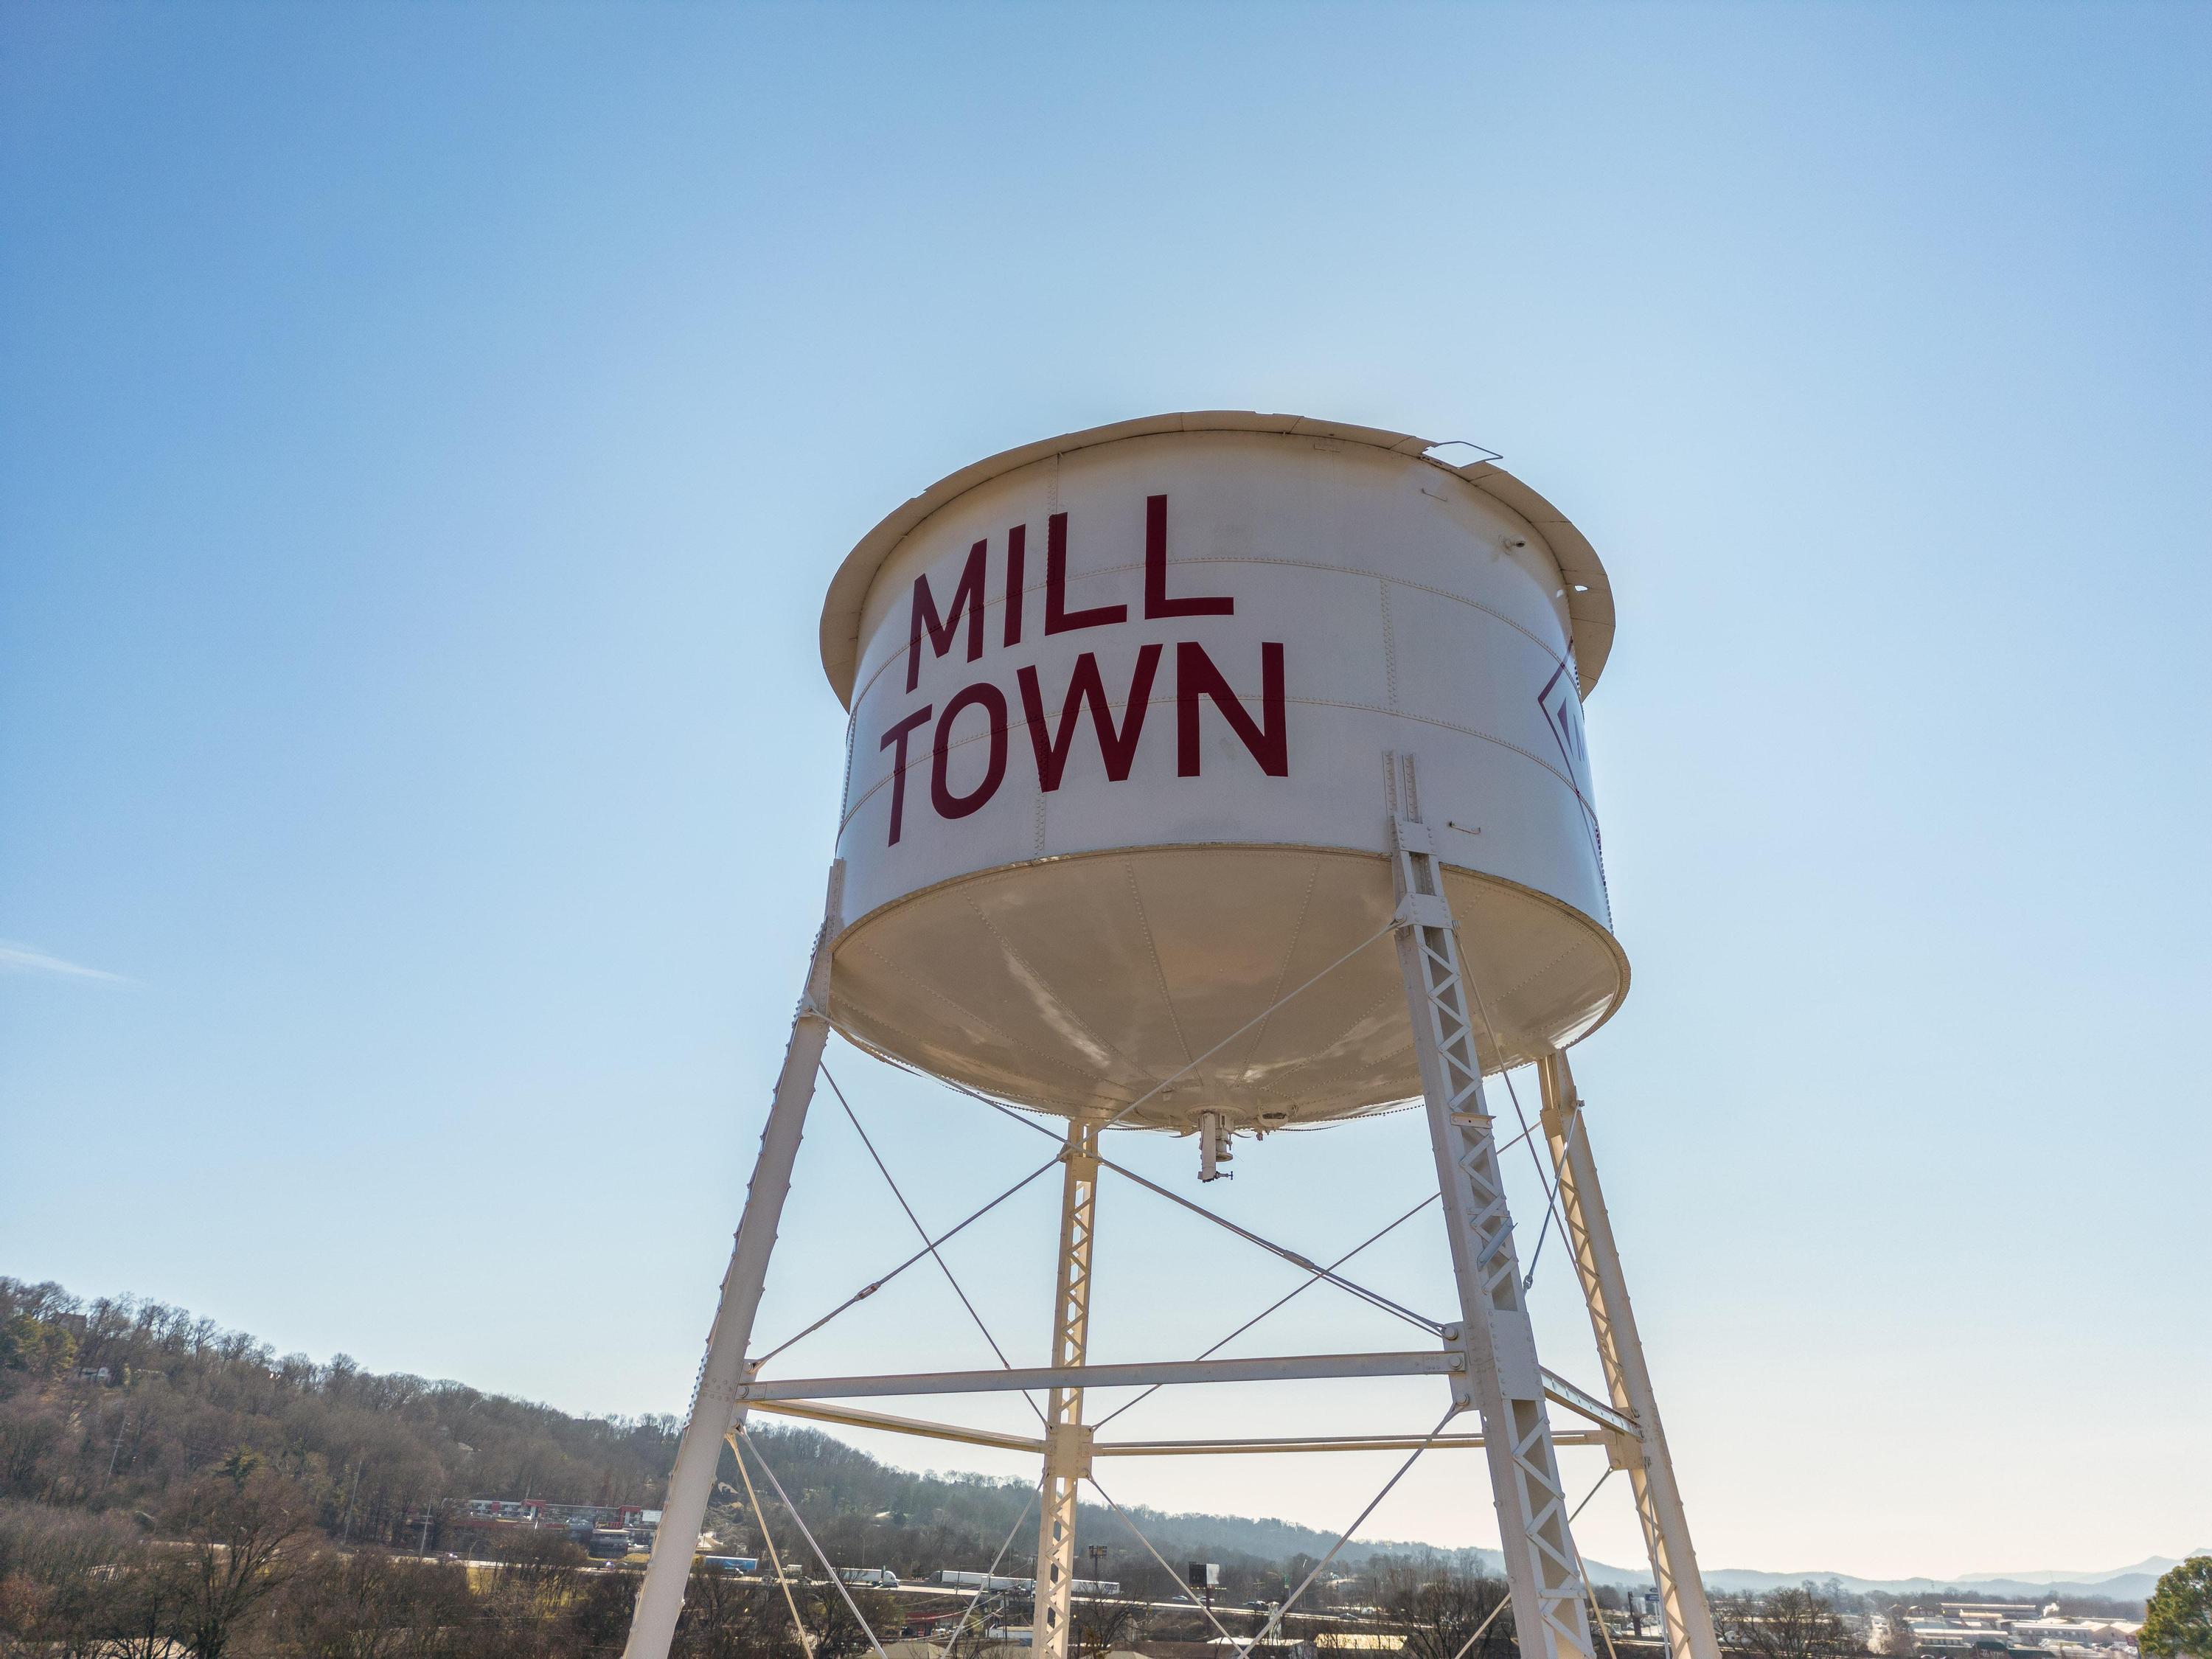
[1093, 1427, 1602, 1456]
[752, 1405, 1620, 1459]
[748, 1398, 1044, 1455]
[1540, 1368, 1638, 1436]
[740, 1349, 1463, 1402]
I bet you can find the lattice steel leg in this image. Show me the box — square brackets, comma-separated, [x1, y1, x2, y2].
[1539, 1052, 1718, 1659]
[624, 869, 844, 1659]
[1391, 811, 1596, 1659]
[1032, 1120, 1100, 1659]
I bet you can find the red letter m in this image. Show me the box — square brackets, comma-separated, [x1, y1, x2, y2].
[908, 539, 988, 692]
[1177, 641, 1287, 778]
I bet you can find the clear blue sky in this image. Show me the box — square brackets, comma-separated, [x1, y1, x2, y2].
[3, 1, 2205, 1583]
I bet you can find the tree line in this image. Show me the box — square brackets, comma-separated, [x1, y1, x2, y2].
[13, 1274, 2196, 1659]
[0, 1273, 1478, 1611]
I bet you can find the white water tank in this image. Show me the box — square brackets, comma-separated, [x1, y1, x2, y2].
[817, 412, 1624, 1132]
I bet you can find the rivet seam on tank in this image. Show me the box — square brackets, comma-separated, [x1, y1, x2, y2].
[840, 684, 1585, 839]
[1380, 578, 1399, 711]
[836, 628, 1584, 863]
[844, 556, 1573, 728]
[838, 689, 1601, 877]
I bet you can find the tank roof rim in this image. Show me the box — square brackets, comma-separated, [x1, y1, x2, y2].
[816, 411, 1617, 709]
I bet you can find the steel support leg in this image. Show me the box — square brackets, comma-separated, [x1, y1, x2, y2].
[1539, 1052, 1719, 1659]
[1391, 813, 1595, 1659]
[624, 869, 844, 1659]
[1032, 1120, 1100, 1659]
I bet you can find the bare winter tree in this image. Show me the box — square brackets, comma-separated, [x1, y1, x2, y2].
[1071, 1594, 1150, 1659]
[675, 1568, 807, 1659]
[1377, 1565, 1517, 1659]
[273, 1550, 479, 1659]
[793, 1582, 898, 1659]
[162, 1467, 316, 1659]
[1713, 1587, 1862, 1659]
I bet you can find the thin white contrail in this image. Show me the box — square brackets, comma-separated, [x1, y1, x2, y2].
[0, 940, 128, 983]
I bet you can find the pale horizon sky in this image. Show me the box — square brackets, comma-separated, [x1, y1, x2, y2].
[2, 1, 2205, 1585]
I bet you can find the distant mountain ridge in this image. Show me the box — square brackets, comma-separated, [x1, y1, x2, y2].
[1094, 1512, 2183, 1606]
[1955, 1556, 2187, 1587]
[1681, 1554, 2198, 1603]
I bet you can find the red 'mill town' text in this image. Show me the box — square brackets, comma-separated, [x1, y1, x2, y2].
[877, 493, 1287, 846]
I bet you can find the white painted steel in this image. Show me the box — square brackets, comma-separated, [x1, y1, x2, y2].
[1091, 1430, 1610, 1455]
[1033, 1123, 1099, 1659]
[1540, 1054, 1720, 1659]
[738, 1348, 1464, 1401]
[624, 869, 842, 1659]
[819, 414, 1625, 1130]
[1538, 1366, 1638, 1439]
[1391, 801, 1594, 1659]
[751, 1398, 1046, 1453]
[622, 416, 1722, 1659]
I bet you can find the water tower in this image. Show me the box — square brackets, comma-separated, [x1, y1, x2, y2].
[625, 414, 1719, 1659]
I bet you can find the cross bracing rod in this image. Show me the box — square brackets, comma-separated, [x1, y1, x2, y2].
[1238, 1405, 1461, 1656]
[1091, 1189, 1442, 1434]
[736, 1428, 891, 1659]
[748, 1398, 1046, 1455]
[723, 1430, 815, 1659]
[1093, 1153, 1446, 1336]
[751, 1150, 1062, 1368]
[1090, 1473, 1247, 1651]
[821, 1062, 1042, 1425]
[739, 1347, 1463, 1402]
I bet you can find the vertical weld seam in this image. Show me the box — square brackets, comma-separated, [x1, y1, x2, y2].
[1121, 860, 1195, 1073]
[1231, 858, 1321, 1085]
[958, 891, 1165, 1088]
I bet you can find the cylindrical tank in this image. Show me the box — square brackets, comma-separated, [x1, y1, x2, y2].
[818, 412, 1624, 1132]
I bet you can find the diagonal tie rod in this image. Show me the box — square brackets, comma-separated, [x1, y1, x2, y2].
[1093, 1152, 1445, 1336]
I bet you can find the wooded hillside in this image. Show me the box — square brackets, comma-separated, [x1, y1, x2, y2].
[0, 1274, 1420, 1596]
[0, 1273, 1520, 1656]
